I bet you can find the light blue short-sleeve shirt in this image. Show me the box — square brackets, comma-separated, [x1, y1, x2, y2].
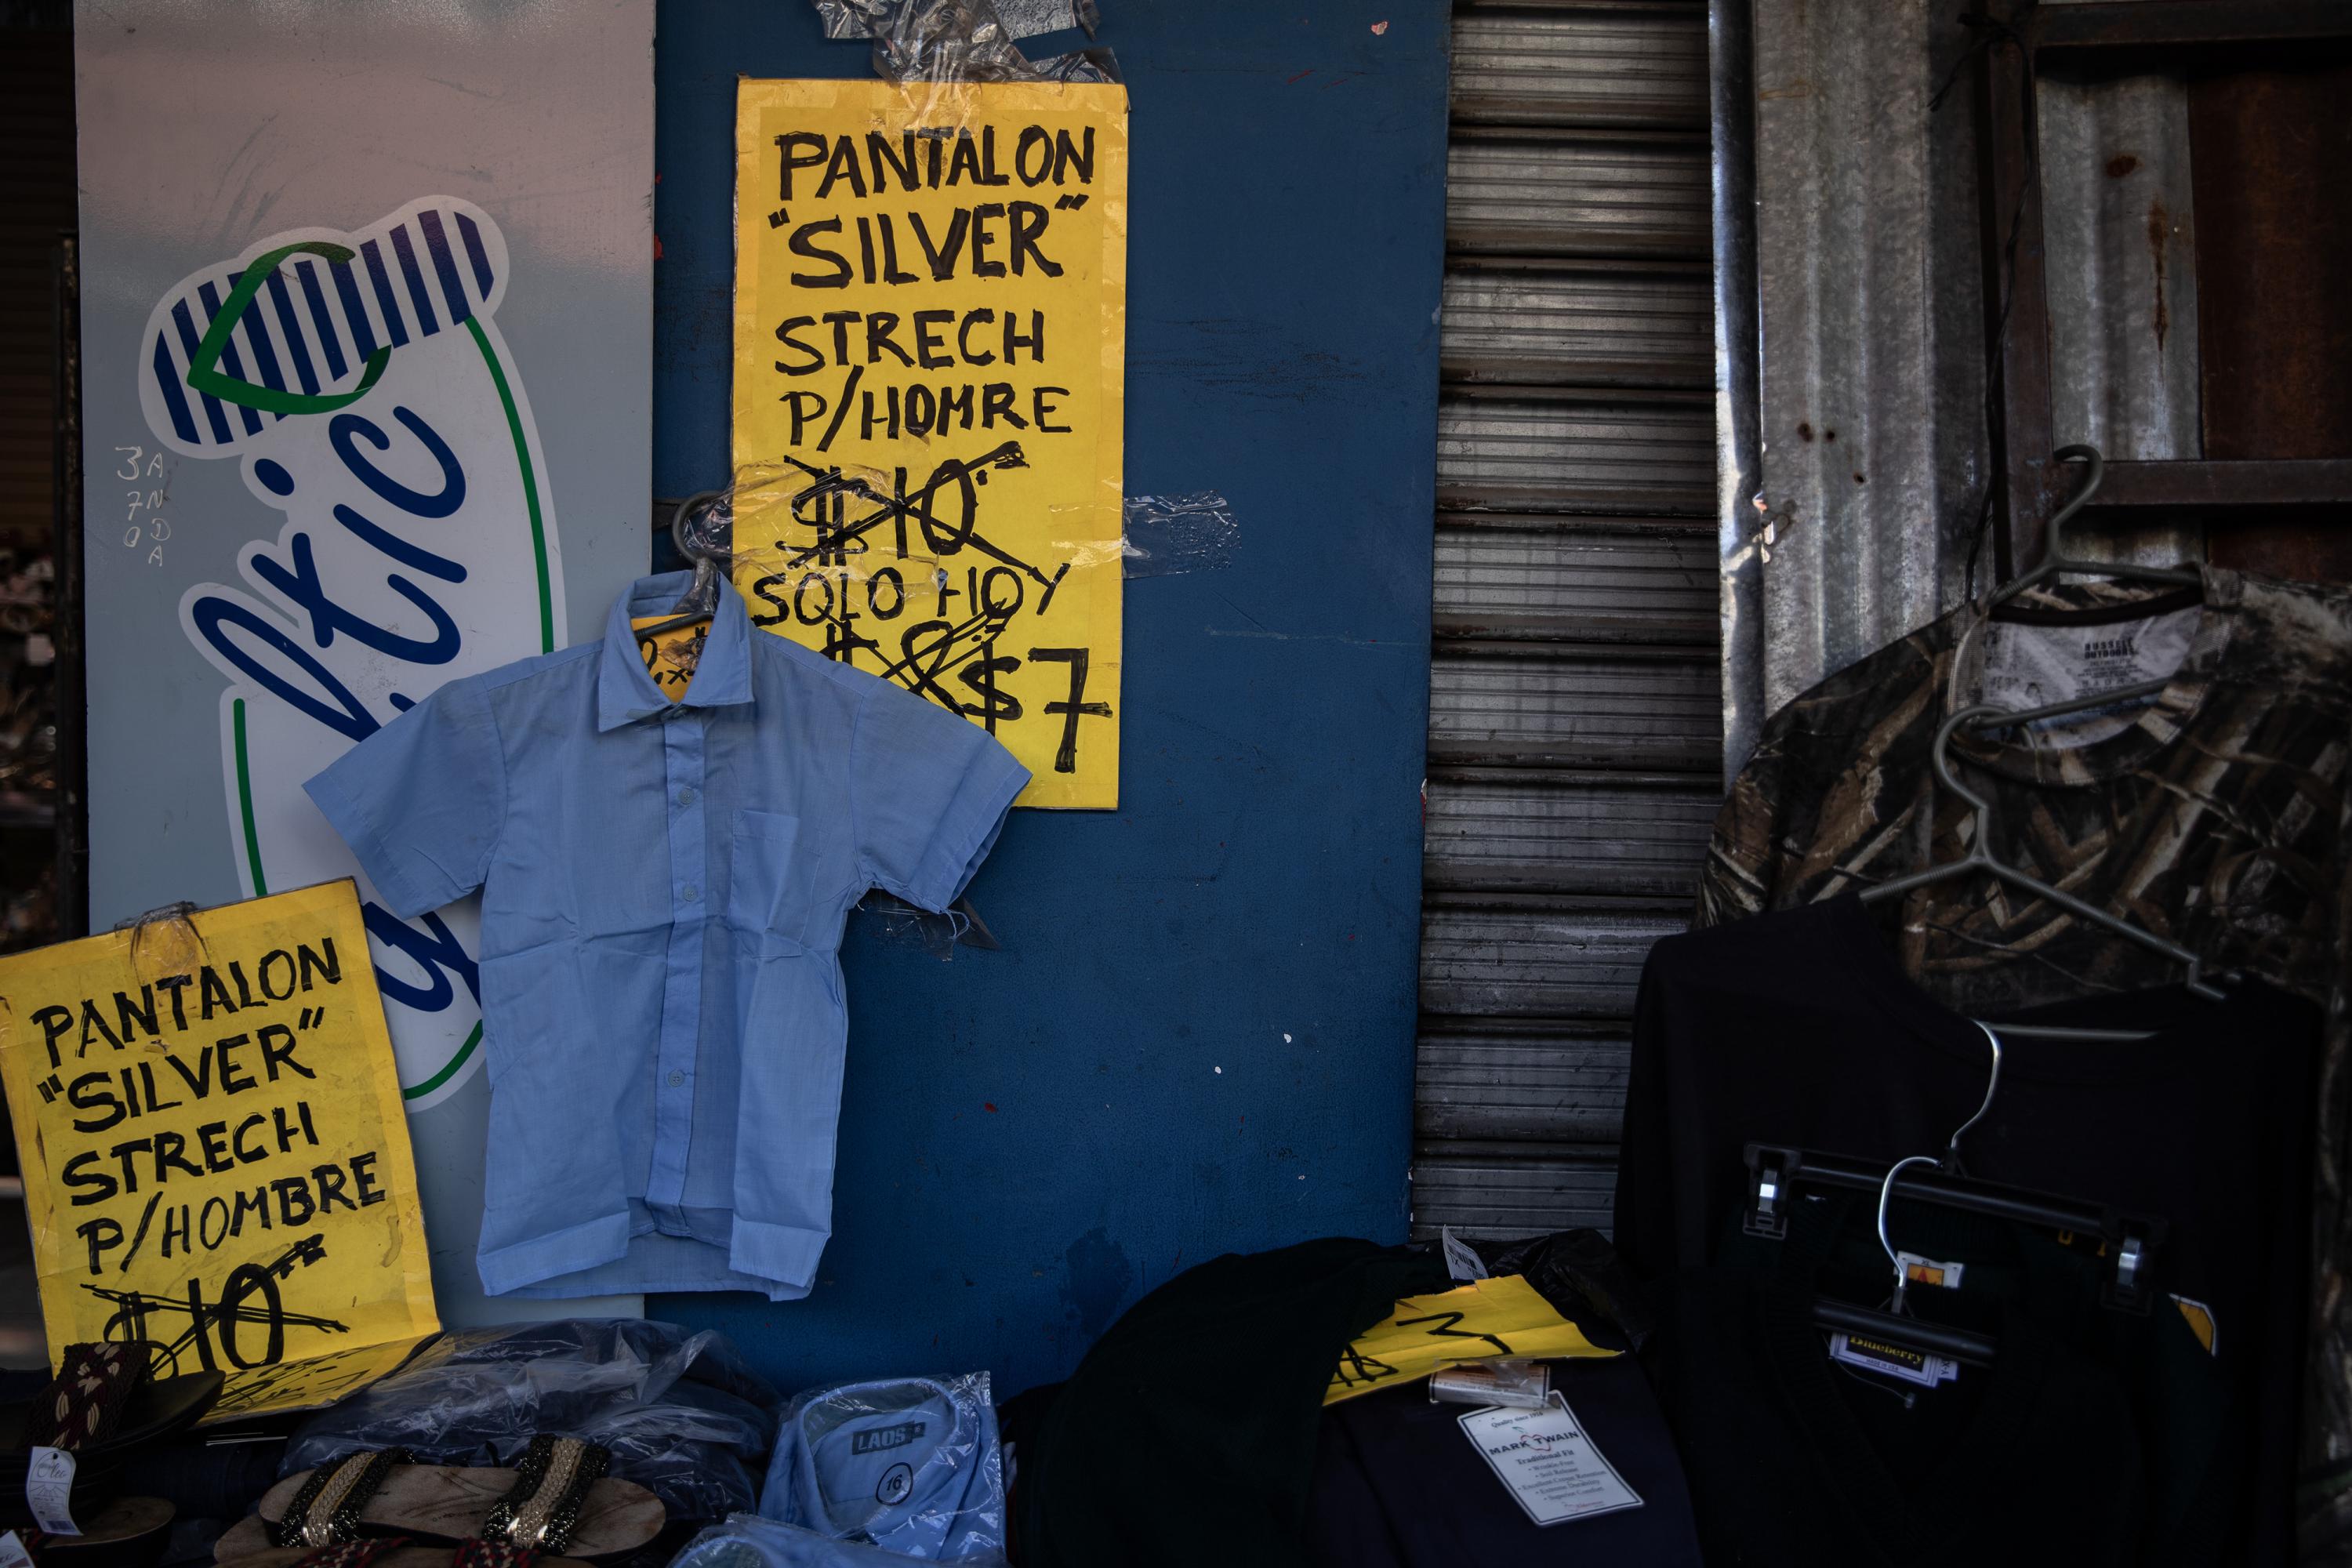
[305, 571, 1029, 1300]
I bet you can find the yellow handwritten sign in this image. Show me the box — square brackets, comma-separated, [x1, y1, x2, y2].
[1326, 1275, 1616, 1405]
[633, 617, 708, 702]
[732, 78, 1128, 809]
[0, 881, 437, 1418]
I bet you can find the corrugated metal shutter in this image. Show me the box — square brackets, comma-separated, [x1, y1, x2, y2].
[1414, 0, 1720, 1240]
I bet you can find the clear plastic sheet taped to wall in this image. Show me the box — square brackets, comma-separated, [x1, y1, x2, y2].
[809, 0, 1117, 84]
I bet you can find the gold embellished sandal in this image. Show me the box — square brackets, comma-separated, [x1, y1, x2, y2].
[215, 1440, 661, 1566]
[227, 1542, 597, 1568]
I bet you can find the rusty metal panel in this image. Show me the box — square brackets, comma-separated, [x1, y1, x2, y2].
[2189, 49, 2352, 583]
[2036, 1, 2352, 50]
[1450, 1, 1709, 129]
[1427, 649, 1722, 772]
[1447, 129, 1711, 257]
[1415, 1024, 1632, 1142]
[1408, 1153, 1619, 1238]
[1442, 261, 1712, 387]
[1436, 390, 1715, 514]
[1423, 776, 1719, 895]
[1740, 0, 1991, 731]
[2039, 70, 2200, 462]
[2038, 62, 2205, 567]
[1432, 520, 1715, 640]
[1730, 0, 2234, 757]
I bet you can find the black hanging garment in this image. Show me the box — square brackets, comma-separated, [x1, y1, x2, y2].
[1649, 1196, 2151, 1566]
[1613, 897, 2318, 1562]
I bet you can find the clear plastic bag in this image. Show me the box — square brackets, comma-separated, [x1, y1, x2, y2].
[808, 0, 1117, 85]
[279, 1319, 781, 1526]
[813, 0, 1096, 44]
[1427, 1359, 1551, 1410]
[759, 1373, 1004, 1559]
[677, 1512, 1008, 1568]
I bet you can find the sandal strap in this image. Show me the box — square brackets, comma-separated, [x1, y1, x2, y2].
[272, 1450, 412, 1549]
[452, 1538, 541, 1568]
[478, 1436, 609, 1553]
[290, 1535, 412, 1568]
[21, 1342, 152, 1451]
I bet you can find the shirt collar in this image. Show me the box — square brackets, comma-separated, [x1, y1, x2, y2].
[597, 569, 756, 731]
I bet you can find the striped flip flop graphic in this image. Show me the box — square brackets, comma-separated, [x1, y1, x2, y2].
[144, 197, 510, 455]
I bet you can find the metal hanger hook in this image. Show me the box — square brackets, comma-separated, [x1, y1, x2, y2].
[1877, 1154, 1940, 1316]
[2045, 443, 2103, 558]
[1986, 440, 2195, 611]
[670, 489, 729, 563]
[1927, 704, 2007, 837]
[651, 489, 731, 625]
[1943, 1022, 2003, 1174]
[1879, 1023, 2002, 1315]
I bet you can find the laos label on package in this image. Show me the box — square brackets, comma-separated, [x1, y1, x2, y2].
[0, 882, 438, 1417]
[732, 79, 1129, 809]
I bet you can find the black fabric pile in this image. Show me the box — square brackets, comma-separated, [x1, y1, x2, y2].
[1009, 1238, 1447, 1568]
[1007, 1230, 1707, 1568]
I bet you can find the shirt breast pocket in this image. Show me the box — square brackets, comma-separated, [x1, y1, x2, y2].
[728, 808, 806, 945]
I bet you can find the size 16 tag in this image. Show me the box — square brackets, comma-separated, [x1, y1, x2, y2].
[24, 1446, 78, 1536]
[1895, 1251, 1966, 1290]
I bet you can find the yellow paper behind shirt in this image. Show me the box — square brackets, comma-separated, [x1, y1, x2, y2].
[633, 618, 708, 702]
[731, 78, 1127, 809]
[0, 881, 437, 1419]
[1326, 1274, 1617, 1405]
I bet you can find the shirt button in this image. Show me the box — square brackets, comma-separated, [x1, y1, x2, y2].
[680, 884, 699, 902]
[677, 788, 696, 806]
[667, 1070, 684, 1087]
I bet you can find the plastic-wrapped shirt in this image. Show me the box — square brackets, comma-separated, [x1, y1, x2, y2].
[759, 1374, 1005, 1560]
[676, 1512, 1006, 1568]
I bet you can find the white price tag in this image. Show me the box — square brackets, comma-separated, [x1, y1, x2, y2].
[1439, 1225, 1490, 1283]
[1457, 1392, 1642, 1527]
[24, 1447, 78, 1537]
[0, 1531, 35, 1568]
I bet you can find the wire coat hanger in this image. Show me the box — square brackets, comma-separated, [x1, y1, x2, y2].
[1987, 444, 2200, 611]
[1746, 1019, 2171, 1326]
[1861, 439, 2217, 1007]
[1859, 691, 2224, 1001]
[1876, 1022, 2002, 1318]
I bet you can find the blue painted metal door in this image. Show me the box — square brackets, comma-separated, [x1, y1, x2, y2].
[652, 0, 1451, 1398]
